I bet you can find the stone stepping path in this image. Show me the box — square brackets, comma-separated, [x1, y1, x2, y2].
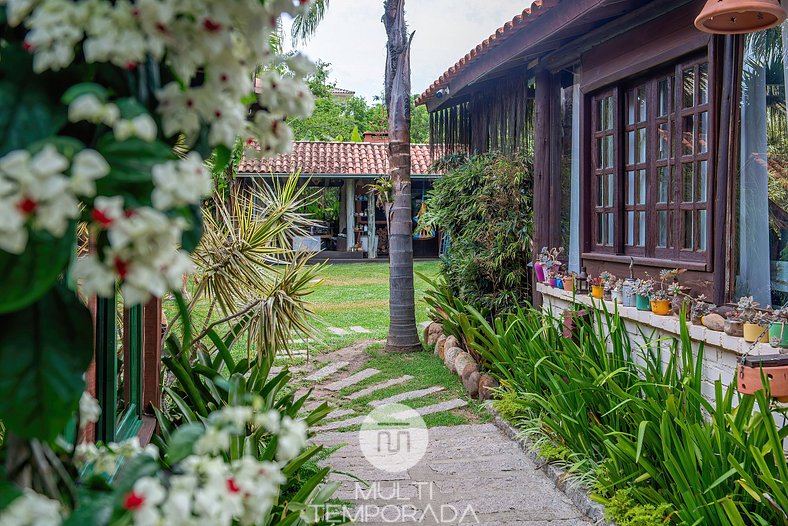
[345, 375, 414, 400]
[391, 398, 467, 418]
[314, 423, 591, 525]
[369, 386, 445, 407]
[349, 326, 371, 333]
[327, 409, 355, 420]
[324, 368, 380, 392]
[326, 327, 350, 336]
[313, 415, 367, 432]
[306, 361, 349, 382]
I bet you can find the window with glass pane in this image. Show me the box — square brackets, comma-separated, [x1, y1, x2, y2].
[587, 57, 711, 265]
[592, 92, 616, 249]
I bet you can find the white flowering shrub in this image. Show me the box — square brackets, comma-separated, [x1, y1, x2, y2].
[0, 1, 325, 523]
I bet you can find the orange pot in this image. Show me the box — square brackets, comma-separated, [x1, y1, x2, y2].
[737, 354, 788, 402]
[562, 277, 574, 291]
[591, 285, 604, 299]
[650, 299, 672, 316]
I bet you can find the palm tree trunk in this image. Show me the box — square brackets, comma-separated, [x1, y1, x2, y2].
[383, 0, 421, 353]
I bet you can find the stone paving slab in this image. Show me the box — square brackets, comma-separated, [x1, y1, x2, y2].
[349, 326, 372, 333]
[314, 424, 591, 525]
[327, 409, 355, 420]
[369, 386, 445, 407]
[327, 327, 350, 336]
[324, 368, 381, 392]
[346, 375, 414, 400]
[391, 398, 467, 418]
[305, 361, 349, 381]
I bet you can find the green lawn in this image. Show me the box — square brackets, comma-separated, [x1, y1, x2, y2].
[307, 261, 440, 352]
[165, 260, 441, 359]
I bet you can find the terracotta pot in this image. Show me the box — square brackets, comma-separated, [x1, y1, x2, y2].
[650, 299, 672, 316]
[636, 294, 651, 311]
[743, 322, 769, 343]
[591, 285, 604, 299]
[695, 0, 787, 35]
[769, 322, 788, 348]
[534, 262, 545, 282]
[562, 277, 574, 291]
[737, 354, 788, 402]
[724, 318, 744, 337]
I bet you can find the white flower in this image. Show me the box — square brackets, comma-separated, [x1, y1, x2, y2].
[0, 198, 28, 254]
[70, 149, 110, 196]
[156, 82, 201, 139]
[276, 416, 308, 462]
[79, 391, 101, 427]
[83, 0, 147, 69]
[126, 477, 166, 525]
[24, 0, 86, 73]
[254, 409, 280, 433]
[151, 152, 211, 209]
[214, 406, 253, 429]
[74, 254, 117, 298]
[0, 490, 61, 526]
[3, 0, 41, 27]
[194, 426, 230, 455]
[68, 94, 119, 126]
[114, 114, 157, 142]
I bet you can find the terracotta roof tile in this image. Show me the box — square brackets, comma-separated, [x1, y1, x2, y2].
[415, 0, 558, 106]
[239, 141, 439, 176]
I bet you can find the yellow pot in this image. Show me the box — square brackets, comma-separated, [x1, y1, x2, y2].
[743, 323, 769, 343]
[591, 285, 604, 299]
[650, 299, 672, 316]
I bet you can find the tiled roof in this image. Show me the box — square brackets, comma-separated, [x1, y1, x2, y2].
[239, 141, 438, 176]
[415, 0, 559, 106]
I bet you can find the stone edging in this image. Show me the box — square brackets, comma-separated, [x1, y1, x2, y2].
[486, 406, 613, 526]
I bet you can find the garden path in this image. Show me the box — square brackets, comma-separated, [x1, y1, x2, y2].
[292, 342, 592, 525]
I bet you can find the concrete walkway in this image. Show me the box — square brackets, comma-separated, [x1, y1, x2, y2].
[295, 343, 593, 525]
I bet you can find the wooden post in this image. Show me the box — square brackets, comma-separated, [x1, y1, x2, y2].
[534, 69, 552, 304]
[142, 297, 162, 413]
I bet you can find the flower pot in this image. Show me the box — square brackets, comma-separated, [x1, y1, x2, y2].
[650, 299, 672, 316]
[548, 278, 557, 287]
[562, 277, 574, 291]
[671, 296, 691, 317]
[636, 294, 651, 311]
[534, 262, 545, 282]
[724, 318, 744, 337]
[691, 312, 704, 325]
[613, 289, 623, 304]
[621, 283, 636, 307]
[555, 277, 564, 289]
[743, 322, 769, 343]
[604, 290, 612, 301]
[737, 354, 788, 402]
[769, 322, 788, 348]
[591, 285, 604, 299]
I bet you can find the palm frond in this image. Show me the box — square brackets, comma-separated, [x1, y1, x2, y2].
[290, 0, 329, 46]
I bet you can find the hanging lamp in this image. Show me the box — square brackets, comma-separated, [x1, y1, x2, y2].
[695, 0, 787, 34]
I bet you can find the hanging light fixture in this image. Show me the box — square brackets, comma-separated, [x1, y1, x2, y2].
[695, 0, 787, 34]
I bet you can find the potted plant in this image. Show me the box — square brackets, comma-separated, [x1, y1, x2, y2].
[689, 294, 714, 325]
[738, 296, 770, 343]
[600, 271, 616, 300]
[562, 273, 575, 292]
[535, 247, 549, 282]
[668, 282, 692, 317]
[650, 288, 672, 316]
[589, 276, 604, 299]
[555, 273, 565, 290]
[620, 278, 636, 307]
[769, 308, 788, 349]
[547, 269, 557, 288]
[724, 314, 745, 337]
[737, 354, 788, 402]
[633, 279, 654, 311]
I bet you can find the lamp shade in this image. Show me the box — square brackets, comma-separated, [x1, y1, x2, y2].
[695, 0, 787, 34]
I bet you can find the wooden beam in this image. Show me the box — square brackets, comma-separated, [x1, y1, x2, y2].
[142, 297, 162, 414]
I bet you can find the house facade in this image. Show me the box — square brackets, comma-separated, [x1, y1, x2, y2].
[418, 0, 788, 396]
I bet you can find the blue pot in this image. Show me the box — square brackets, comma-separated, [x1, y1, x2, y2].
[621, 283, 636, 307]
[555, 277, 564, 289]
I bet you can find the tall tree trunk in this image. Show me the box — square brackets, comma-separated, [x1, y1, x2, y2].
[383, 0, 421, 353]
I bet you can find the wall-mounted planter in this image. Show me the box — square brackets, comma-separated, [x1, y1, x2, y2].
[636, 294, 651, 311]
[743, 323, 769, 343]
[591, 285, 604, 299]
[769, 322, 788, 348]
[737, 354, 788, 402]
[724, 318, 744, 337]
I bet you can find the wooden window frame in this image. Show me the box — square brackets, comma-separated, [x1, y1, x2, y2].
[590, 88, 618, 254]
[584, 53, 713, 270]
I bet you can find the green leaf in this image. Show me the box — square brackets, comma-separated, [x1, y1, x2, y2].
[63, 490, 114, 526]
[175, 204, 203, 253]
[0, 45, 66, 156]
[115, 98, 149, 119]
[0, 479, 23, 511]
[61, 83, 109, 106]
[96, 136, 176, 206]
[0, 283, 93, 440]
[0, 224, 76, 314]
[213, 144, 232, 174]
[166, 423, 204, 464]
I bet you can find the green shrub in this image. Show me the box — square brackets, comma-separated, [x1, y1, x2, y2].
[601, 488, 671, 526]
[429, 287, 788, 526]
[491, 388, 523, 423]
[424, 152, 533, 316]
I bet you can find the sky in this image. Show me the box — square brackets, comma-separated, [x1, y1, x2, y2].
[283, 1, 527, 102]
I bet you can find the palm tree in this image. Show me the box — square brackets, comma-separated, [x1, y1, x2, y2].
[383, 0, 421, 353]
[290, 0, 330, 46]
